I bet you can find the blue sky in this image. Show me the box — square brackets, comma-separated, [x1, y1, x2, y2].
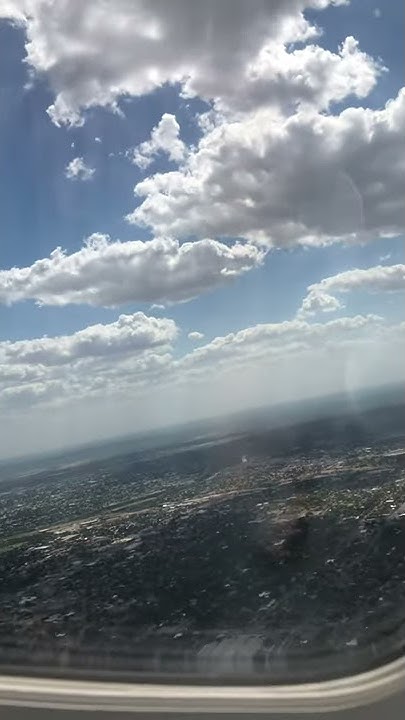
[0, 0, 403, 457]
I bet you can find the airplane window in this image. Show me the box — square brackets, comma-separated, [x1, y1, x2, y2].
[0, 0, 404, 686]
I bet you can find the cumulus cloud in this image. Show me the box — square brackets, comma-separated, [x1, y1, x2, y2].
[0, 380, 63, 410]
[130, 88, 405, 247]
[216, 35, 382, 115]
[298, 291, 344, 318]
[130, 114, 186, 169]
[3, 0, 395, 254]
[298, 263, 405, 317]
[0, 363, 44, 384]
[0, 234, 264, 307]
[1, 312, 177, 367]
[65, 156, 95, 181]
[1, 312, 401, 414]
[178, 314, 384, 373]
[1, 0, 351, 126]
[4, 1, 397, 253]
[188, 331, 205, 342]
[0, 312, 177, 416]
[0, 1, 26, 22]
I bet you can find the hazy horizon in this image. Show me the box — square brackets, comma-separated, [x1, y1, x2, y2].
[1, 379, 403, 466]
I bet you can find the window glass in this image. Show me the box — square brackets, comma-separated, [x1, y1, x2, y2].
[0, 0, 404, 682]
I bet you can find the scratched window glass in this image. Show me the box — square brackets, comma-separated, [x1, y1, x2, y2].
[0, 1, 404, 682]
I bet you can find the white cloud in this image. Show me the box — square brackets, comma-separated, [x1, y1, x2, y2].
[216, 35, 382, 115]
[2, 0, 350, 127]
[130, 89, 405, 247]
[65, 156, 95, 181]
[0, 310, 179, 417]
[0, 313, 178, 420]
[0, 234, 264, 307]
[124, 36, 381, 137]
[314, 264, 405, 294]
[1, 312, 177, 367]
[0, 312, 394, 409]
[130, 114, 186, 169]
[188, 331, 204, 342]
[298, 291, 344, 318]
[164, 314, 405, 426]
[1, 381, 63, 409]
[0, 1, 26, 22]
[3, 0, 394, 254]
[94, 136, 101, 143]
[1, 312, 404, 459]
[373, 8, 382, 19]
[298, 263, 405, 317]
[0, 363, 44, 384]
[178, 315, 384, 372]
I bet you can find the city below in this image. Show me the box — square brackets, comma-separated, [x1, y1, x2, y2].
[0, 387, 404, 682]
